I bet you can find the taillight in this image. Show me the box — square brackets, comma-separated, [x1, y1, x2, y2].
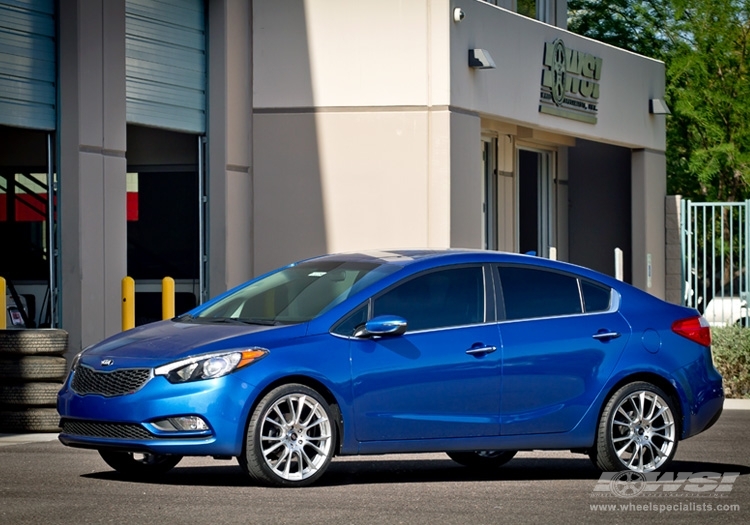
[672, 316, 711, 346]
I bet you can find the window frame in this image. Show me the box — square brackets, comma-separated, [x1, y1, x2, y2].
[330, 263, 496, 338]
[493, 264, 617, 323]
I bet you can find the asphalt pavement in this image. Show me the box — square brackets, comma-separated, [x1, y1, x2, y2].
[0, 401, 748, 525]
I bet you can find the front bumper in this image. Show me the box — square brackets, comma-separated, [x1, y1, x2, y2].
[57, 370, 260, 456]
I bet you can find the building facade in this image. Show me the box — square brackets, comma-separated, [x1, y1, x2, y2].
[254, 0, 667, 289]
[0, 0, 667, 361]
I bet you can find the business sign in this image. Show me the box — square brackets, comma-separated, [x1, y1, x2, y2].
[539, 39, 601, 124]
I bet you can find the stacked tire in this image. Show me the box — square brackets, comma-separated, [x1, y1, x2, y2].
[0, 329, 68, 433]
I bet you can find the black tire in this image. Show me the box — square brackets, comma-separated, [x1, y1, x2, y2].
[0, 408, 61, 432]
[447, 450, 517, 468]
[0, 356, 67, 381]
[0, 329, 68, 356]
[590, 381, 679, 473]
[0, 382, 61, 406]
[98, 450, 183, 478]
[240, 384, 336, 487]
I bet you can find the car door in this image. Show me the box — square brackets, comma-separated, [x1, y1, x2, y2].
[348, 265, 503, 441]
[495, 265, 631, 435]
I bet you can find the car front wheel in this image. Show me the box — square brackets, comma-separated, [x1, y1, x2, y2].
[591, 381, 678, 473]
[241, 384, 336, 487]
[98, 450, 182, 477]
[447, 450, 517, 468]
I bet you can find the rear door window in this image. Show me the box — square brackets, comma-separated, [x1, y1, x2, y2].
[497, 266, 610, 321]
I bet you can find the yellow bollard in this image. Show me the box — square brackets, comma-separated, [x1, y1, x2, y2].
[162, 276, 175, 320]
[0, 277, 6, 330]
[122, 276, 135, 331]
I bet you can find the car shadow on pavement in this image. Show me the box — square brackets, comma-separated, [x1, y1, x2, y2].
[82, 456, 750, 488]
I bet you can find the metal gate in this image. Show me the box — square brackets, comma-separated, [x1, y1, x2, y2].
[681, 200, 750, 326]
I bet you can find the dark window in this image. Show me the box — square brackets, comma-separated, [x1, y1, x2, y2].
[127, 170, 198, 280]
[373, 267, 484, 331]
[332, 303, 369, 336]
[498, 266, 582, 320]
[581, 280, 612, 312]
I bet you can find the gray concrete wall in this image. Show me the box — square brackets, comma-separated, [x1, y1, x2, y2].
[665, 195, 683, 304]
[59, 0, 127, 358]
[207, 0, 254, 296]
[632, 149, 667, 299]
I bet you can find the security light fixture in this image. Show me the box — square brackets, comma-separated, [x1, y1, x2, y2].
[649, 98, 671, 115]
[469, 49, 496, 69]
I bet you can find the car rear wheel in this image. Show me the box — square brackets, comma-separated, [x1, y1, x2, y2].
[447, 450, 517, 468]
[241, 384, 336, 487]
[98, 450, 182, 477]
[590, 382, 678, 473]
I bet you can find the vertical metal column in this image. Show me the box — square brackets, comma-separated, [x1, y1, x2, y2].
[746, 200, 750, 325]
[198, 135, 207, 304]
[46, 133, 56, 327]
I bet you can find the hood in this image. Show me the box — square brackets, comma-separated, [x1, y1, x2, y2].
[78, 319, 308, 370]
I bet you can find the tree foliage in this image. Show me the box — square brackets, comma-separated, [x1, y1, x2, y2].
[569, 0, 750, 202]
[568, 0, 674, 58]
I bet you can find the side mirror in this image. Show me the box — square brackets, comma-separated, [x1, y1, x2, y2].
[354, 315, 407, 339]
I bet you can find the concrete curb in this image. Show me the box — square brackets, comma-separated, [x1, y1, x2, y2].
[722, 398, 750, 410]
[0, 433, 59, 446]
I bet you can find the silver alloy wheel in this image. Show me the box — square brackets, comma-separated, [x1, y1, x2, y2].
[259, 392, 333, 482]
[610, 390, 675, 472]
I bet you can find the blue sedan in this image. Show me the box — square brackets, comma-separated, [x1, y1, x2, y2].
[57, 250, 724, 486]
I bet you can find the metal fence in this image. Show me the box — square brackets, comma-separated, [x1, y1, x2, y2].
[681, 200, 750, 326]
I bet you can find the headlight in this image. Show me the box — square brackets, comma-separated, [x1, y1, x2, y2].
[154, 348, 268, 383]
[70, 347, 91, 371]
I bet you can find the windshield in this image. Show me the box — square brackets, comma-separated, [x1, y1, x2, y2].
[192, 260, 399, 324]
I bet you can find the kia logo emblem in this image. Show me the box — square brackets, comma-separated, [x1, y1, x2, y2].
[101, 359, 114, 367]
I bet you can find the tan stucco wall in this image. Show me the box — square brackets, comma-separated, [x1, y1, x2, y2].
[255, 1, 666, 151]
[253, 110, 446, 274]
[253, 0, 668, 295]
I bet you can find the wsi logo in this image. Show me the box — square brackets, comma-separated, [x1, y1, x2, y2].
[593, 471, 740, 498]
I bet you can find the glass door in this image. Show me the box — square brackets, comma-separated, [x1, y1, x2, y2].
[517, 148, 556, 258]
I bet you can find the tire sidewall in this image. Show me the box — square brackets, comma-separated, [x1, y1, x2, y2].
[598, 381, 678, 472]
[0, 329, 69, 356]
[244, 383, 336, 487]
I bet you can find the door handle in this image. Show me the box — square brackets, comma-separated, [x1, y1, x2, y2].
[592, 331, 621, 341]
[465, 345, 497, 356]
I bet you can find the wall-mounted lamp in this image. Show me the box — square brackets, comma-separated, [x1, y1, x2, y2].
[649, 98, 671, 115]
[453, 7, 465, 22]
[469, 49, 496, 69]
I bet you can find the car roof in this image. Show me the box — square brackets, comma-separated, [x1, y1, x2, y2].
[304, 249, 542, 268]
[302, 249, 628, 290]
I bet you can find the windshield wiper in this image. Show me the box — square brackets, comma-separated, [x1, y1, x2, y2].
[236, 318, 281, 326]
[203, 317, 280, 326]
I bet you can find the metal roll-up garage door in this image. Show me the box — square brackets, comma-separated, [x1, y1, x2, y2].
[125, 0, 206, 133]
[0, 0, 55, 130]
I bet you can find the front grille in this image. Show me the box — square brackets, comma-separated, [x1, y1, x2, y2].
[61, 419, 155, 440]
[72, 366, 151, 397]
